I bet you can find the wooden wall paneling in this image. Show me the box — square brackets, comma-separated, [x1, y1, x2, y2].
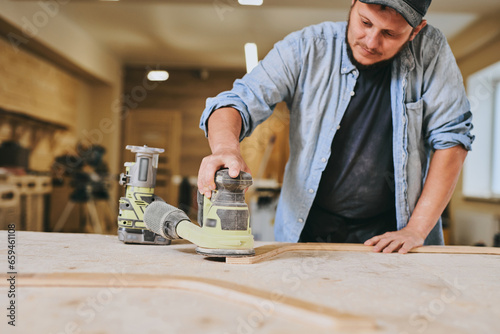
[0, 33, 122, 234]
[123, 68, 245, 178]
[0, 36, 80, 128]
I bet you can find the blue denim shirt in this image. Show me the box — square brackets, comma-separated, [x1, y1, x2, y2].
[200, 22, 474, 245]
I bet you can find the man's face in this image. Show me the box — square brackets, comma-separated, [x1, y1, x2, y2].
[347, 1, 418, 67]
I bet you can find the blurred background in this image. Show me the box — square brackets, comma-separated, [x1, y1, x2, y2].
[0, 0, 499, 246]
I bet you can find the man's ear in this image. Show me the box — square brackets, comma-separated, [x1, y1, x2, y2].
[409, 19, 427, 41]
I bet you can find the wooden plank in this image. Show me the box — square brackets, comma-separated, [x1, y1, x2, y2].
[8, 272, 376, 332]
[226, 243, 500, 264]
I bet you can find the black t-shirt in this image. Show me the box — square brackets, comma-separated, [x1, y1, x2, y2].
[300, 63, 397, 243]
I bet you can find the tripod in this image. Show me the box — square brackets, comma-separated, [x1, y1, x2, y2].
[53, 181, 115, 234]
[53, 198, 104, 233]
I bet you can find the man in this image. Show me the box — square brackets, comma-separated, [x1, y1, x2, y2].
[197, 0, 474, 253]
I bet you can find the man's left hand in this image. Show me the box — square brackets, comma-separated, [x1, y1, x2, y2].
[364, 227, 426, 254]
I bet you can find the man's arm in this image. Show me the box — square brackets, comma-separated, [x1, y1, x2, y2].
[197, 107, 251, 199]
[364, 145, 468, 253]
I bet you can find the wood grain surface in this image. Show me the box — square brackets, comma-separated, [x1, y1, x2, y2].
[226, 243, 500, 264]
[1, 231, 499, 334]
[9, 272, 375, 332]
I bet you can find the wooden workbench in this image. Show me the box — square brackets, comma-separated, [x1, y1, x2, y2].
[1, 231, 499, 333]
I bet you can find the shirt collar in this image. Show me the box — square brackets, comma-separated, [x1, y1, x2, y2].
[398, 43, 415, 72]
[340, 23, 357, 75]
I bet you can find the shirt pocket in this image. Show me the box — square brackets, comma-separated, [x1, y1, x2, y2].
[405, 99, 424, 152]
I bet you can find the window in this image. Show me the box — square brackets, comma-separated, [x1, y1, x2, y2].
[463, 61, 500, 199]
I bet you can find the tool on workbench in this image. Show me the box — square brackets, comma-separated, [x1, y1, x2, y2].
[143, 168, 255, 257]
[117, 145, 170, 245]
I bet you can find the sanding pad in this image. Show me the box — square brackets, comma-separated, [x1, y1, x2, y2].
[196, 247, 255, 258]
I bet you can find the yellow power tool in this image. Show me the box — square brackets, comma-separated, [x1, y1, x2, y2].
[144, 169, 255, 257]
[117, 145, 169, 245]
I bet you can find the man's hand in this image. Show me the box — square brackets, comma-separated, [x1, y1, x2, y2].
[364, 146, 468, 254]
[197, 149, 250, 199]
[364, 226, 426, 254]
[197, 107, 251, 199]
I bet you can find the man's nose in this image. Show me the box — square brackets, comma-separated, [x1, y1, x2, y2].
[364, 30, 381, 50]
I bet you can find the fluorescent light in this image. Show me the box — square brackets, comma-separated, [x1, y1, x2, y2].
[238, 0, 263, 5]
[245, 43, 258, 74]
[147, 70, 169, 81]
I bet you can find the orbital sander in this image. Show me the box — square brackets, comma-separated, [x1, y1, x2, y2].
[144, 169, 255, 257]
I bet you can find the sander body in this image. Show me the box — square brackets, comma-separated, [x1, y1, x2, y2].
[144, 169, 255, 257]
[196, 169, 254, 256]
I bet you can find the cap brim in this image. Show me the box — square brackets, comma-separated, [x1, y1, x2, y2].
[358, 0, 422, 27]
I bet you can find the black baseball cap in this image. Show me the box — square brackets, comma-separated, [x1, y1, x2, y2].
[358, 0, 432, 28]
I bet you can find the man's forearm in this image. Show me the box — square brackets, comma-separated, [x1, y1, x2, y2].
[207, 107, 243, 154]
[198, 107, 249, 197]
[365, 145, 468, 253]
[406, 145, 468, 238]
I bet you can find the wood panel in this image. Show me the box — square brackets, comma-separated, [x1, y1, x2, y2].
[2, 231, 500, 334]
[123, 67, 245, 178]
[13, 272, 376, 331]
[0, 36, 80, 128]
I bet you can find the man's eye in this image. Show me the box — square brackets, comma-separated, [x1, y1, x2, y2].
[362, 21, 371, 26]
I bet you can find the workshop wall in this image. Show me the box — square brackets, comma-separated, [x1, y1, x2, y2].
[0, 35, 84, 171]
[123, 67, 246, 178]
[122, 67, 291, 216]
[448, 12, 500, 245]
[0, 30, 123, 233]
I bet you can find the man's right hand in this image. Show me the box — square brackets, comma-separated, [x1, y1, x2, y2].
[197, 107, 251, 198]
[197, 149, 251, 199]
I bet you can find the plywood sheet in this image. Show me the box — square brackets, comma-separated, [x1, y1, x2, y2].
[0, 231, 499, 334]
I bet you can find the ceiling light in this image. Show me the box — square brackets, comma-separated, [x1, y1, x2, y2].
[238, 0, 263, 6]
[147, 70, 169, 82]
[245, 43, 259, 74]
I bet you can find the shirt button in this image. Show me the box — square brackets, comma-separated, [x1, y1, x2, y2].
[309, 189, 314, 194]
[342, 67, 347, 72]
[350, 91, 355, 96]
[337, 125, 341, 130]
[298, 218, 304, 223]
[321, 158, 327, 163]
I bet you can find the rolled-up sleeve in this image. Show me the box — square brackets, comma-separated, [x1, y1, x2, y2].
[422, 33, 475, 151]
[428, 111, 474, 151]
[199, 32, 301, 141]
